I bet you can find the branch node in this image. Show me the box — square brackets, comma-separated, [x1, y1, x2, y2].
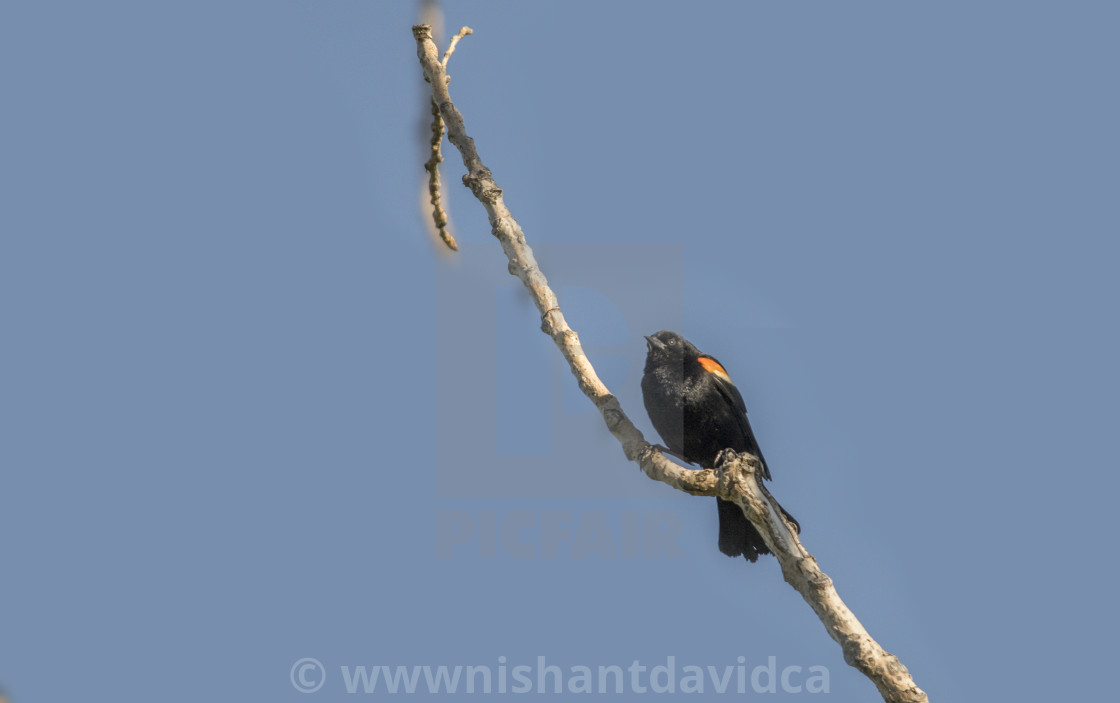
[557, 328, 579, 347]
[804, 566, 832, 591]
[842, 637, 867, 667]
[540, 307, 561, 334]
[462, 170, 501, 201]
[713, 449, 763, 500]
[634, 441, 658, 465]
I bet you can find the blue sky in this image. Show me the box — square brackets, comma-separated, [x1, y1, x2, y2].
[2, 1, 1118, 701]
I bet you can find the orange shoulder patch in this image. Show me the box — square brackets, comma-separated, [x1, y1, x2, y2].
[697, 357, 731, 382]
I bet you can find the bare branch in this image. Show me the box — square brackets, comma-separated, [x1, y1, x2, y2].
[416, 2, 457, 251]
[715, 451, 928, 703]
[423, 98, 457, 251]
[411, 24, 927, 703]
[442, 26, 473, 69]
[420, 25, 472, 251]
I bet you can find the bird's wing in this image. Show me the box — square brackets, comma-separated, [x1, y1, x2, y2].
[697, 354, 772, 480]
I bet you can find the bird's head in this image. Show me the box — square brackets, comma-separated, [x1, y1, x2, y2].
[644, 330, 695, 362]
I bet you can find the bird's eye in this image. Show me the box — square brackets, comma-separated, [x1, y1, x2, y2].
[667, 338, 676, 345]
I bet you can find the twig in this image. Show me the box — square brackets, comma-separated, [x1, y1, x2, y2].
[417, 0, 456, 251]
[442, 26, 473, 68]
[411, 24, 927, 703]
[421, 25, 471, 252]
[424, 98, 456, 251]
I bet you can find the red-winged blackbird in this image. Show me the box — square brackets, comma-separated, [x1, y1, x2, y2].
[641, 330, 800, 562]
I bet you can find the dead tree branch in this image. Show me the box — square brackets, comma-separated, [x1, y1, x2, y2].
[416, 2, 457, 251]
[411, 24, 927, 703]
[423, 98, 456, 251]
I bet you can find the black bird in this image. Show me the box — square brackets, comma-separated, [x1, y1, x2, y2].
[641, 330, 799, 561]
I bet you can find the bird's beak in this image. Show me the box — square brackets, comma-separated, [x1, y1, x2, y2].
[644, 335, 665, 352]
